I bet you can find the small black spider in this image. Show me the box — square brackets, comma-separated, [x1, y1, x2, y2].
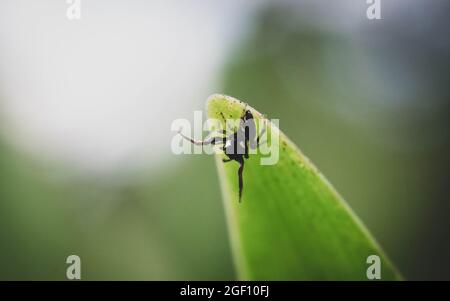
[178, 107, 266, 202]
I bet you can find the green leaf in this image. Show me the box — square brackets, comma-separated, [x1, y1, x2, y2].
[206, 94, 402, 280]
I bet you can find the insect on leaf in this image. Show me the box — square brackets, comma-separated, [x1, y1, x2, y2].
[206, 94, 402, 280]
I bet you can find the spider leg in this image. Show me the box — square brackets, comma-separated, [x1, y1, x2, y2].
[178, 130, 223, 146]
[237, 159, 244, 203]
[256, 120, 267, 147]
[241, 103, 248, 117]
[244, 140, 249, 159]
[222, 158, 232, 163]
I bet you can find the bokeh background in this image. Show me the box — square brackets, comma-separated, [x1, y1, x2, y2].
[0, 0, 449, 280]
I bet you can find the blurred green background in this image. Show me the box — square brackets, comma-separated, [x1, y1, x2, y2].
[0, 1, 449, 280]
